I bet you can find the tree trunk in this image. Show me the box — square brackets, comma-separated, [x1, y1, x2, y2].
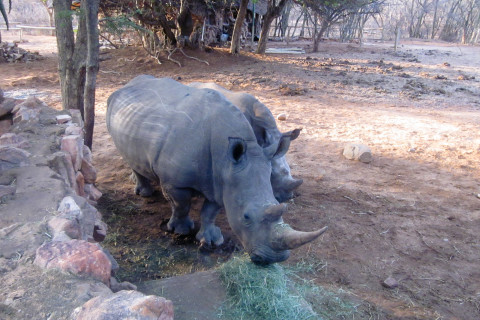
[257, 14, 275, 53]
[256, 0, 288, 54]
[84, 0, 100, 150]
[53, 0, 99, 149]
[313, 18, 328, 52]
[230, 0, 249, 54]
[53, 0, 76, 111]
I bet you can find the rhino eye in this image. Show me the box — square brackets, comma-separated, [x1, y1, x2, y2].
[228, 137, 247, 163]
[243, 214, 250, 220]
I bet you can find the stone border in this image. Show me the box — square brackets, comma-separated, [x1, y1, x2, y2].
[0, 91, 173, 319]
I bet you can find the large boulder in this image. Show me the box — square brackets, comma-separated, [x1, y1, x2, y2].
[34, 240, 112, 285]
[71, 290, 174, 320]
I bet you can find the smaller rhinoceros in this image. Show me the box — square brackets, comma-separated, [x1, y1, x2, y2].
[188, 82, 303, 202]
[107, 75, 327, 264]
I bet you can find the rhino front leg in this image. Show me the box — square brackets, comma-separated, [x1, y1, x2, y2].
[132, 170, 154, 197]
[196, 200, 224, 247]
[165, 187, 195, 235]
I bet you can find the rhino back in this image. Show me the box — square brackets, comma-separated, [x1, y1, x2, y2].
[107, 77, 253, 200]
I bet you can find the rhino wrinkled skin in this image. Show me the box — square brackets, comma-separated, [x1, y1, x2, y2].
[107, 75, 327, 264]
[188, 82, 303, 203]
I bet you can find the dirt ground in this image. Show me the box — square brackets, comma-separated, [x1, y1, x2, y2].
[1, 33, 479, 319]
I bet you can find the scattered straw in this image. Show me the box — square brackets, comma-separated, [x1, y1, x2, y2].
[218, 255, 318, 320]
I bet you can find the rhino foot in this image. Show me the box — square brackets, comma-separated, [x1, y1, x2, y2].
[196, 225, 224, 247]
[134, 185, 154, 197]
[167, 217, 194, 235]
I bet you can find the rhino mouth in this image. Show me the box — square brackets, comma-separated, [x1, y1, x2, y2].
[249, 246, 290, 265]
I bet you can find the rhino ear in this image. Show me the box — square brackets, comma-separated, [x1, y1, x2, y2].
[228, 137, 247, 163]
[289, 128, 302, 141]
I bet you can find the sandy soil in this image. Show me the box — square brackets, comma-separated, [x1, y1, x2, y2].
[1, 33, 479, 319]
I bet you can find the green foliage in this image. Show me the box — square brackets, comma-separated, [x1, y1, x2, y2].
[100, 14, 149, 37]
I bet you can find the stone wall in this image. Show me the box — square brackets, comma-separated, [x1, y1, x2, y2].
[0, 91, 174, 319]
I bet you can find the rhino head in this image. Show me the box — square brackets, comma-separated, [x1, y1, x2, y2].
[220, 134, 326, 264]
[263, 128, 303, 203]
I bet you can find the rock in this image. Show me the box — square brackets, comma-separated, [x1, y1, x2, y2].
[0, 184, 16, 198]
[48, 151, 78, 191]
[71, 290, 174, 320]
[13, 107, 40, 124]
[66, 124, 84, 137]
[382, 276, 399, 289]
[277, 113, 288, 121]
[82, 145, 93, 163]
[0, 132, 30, 149]
[48, 216, 82, 240]
[81, 158, 97, 183]
[34, 240, 112, 285]
[93, 224, 107, 242]
[76, 171, 86, 197]
[70, 109, 84, 127]
[11, 96, 44, 113]
[343, 143, 373, 163]
[84, 184, 102, 202]
[110, 277, 137, 292]
[0, 87, 3, 103]
[61, 135, 84, 171]
[0, 98, 17, 117]
[0, 118, 12, 136]
[0, 146, 31, 171]
[56, 114, 72, 124]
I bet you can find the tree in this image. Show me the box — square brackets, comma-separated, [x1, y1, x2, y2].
[0, 0, 10, 29]
[230, 0, 249, 54]
[0, 0, 11, 42]
[53, 0, 99, 149]
[302, 0, 377, 52]
[256, 0, 289, 53]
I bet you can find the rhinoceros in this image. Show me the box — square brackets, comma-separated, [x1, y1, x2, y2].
[106, 75, 327, 264]
[188, 82, 303, 202]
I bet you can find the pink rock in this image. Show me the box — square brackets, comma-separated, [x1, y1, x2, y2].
[65, 125, 84, 137]
[72, 290, 174, 320]
[48, 216, 82, 240]
[34, 240, 112, 285]
[0, 119, 12, 136]
[56, 114, 72, 124]
[61, 135, 84, 171]
[76, 171, 86, 197]
[11, 96, 44, 113]
[81, 158, 97, 184]
[82, 145, 93, 163]
[0, 133, 29, 149]
[49, 152, 78, 191]
[0, 146, 30, 171]
[84, 184, 102, 201]
[12, 107, 40, 124]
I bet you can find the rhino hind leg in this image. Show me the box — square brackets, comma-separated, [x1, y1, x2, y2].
[132, 170, 154, 197]
[196, 200, 224, 247]
[165, 187, 195, 235]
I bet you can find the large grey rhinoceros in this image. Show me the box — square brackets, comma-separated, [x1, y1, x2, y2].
[188, 82, 303, 203]
[106, 75, 327, 264]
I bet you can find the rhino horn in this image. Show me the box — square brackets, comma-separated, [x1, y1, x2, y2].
[264, 203, 287, 222]
[286, 178, 303, 191]
[271, 224, 328, 250]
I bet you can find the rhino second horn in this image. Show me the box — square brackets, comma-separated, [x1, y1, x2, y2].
[271, 224, 328, 250]
[264, 203, 287, 221]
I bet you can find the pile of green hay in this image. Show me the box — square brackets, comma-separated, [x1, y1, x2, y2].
[218, 256, 358, 320]
[218, 255, 318, 320]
